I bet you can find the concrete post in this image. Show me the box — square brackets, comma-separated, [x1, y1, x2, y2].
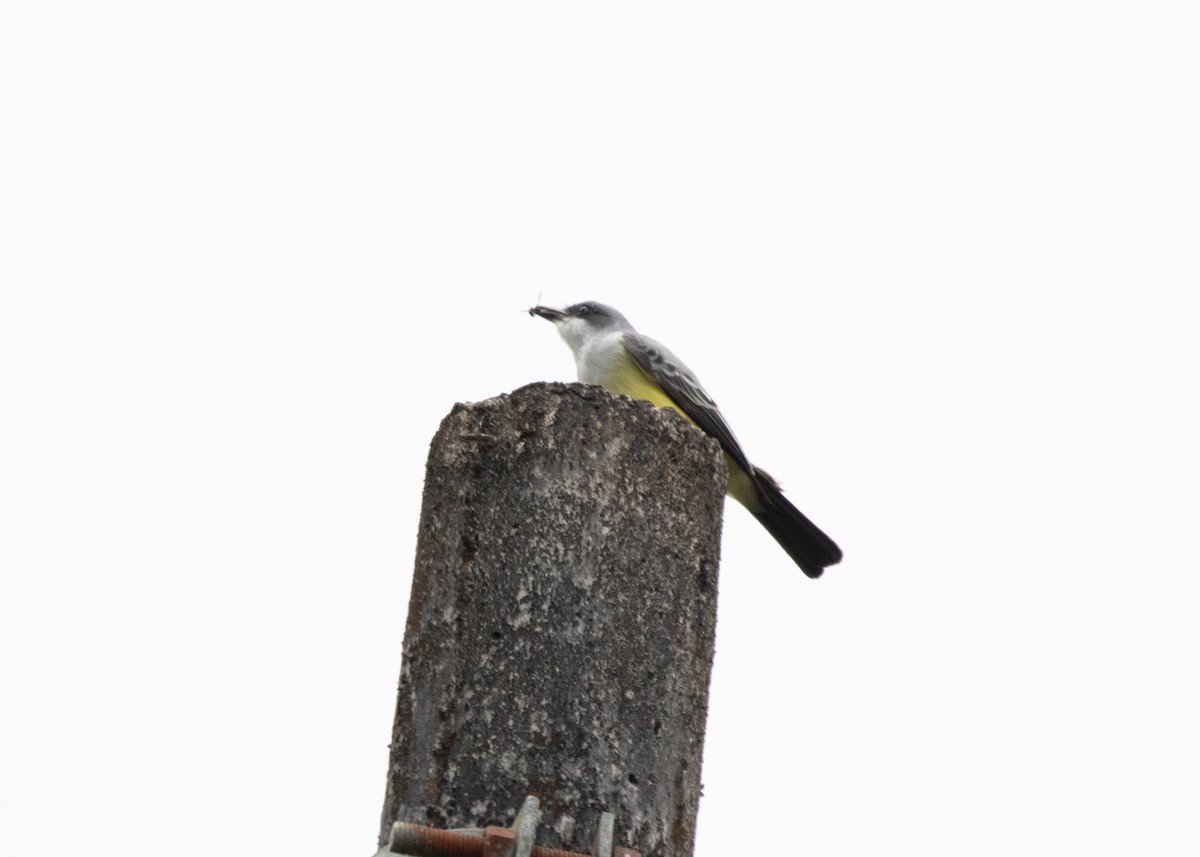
[379, 382, 725, 857]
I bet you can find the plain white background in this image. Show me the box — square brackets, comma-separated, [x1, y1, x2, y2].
[2, 3, 1197, 855]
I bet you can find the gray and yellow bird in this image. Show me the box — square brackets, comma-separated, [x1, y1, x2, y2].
[530, 300, 842, 578]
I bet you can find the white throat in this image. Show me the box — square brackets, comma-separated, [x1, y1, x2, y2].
[557, 322, 628, 386]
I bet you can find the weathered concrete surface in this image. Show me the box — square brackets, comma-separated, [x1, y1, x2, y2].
[379, 382, 726, 857]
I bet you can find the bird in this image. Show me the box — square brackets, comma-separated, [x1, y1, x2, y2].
[529, 300, 841, 578]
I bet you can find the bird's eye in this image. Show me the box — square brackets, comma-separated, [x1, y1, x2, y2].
[577, 305, 591, 316]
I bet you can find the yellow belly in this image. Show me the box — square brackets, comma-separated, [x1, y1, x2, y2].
[600, 356, 759, 511]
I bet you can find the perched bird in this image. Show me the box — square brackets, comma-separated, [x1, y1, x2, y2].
[530, 301, 841, 578]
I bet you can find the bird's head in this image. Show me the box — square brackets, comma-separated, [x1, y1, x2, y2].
[529, 301, 632, 352]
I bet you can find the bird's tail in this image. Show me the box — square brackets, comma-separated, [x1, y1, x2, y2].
[748, 466, 842, 578]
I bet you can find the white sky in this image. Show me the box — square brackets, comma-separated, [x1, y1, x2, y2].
[2, 3, 1198, 855]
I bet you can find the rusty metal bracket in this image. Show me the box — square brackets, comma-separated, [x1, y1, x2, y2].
[375, 795, 641, 857]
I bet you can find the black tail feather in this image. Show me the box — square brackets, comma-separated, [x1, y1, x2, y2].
[749, 473, 842, 578]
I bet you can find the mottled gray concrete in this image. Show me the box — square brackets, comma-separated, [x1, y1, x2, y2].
[379, 383, 725, 857]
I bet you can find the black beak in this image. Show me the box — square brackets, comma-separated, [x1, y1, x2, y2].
[529, 305, 566, 322]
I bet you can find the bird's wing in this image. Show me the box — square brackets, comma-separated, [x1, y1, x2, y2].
[622, 331, 755, 474]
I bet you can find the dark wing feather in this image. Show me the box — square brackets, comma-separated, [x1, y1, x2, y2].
[624, 331, 842, 578]
[622, 332, 754, 474]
